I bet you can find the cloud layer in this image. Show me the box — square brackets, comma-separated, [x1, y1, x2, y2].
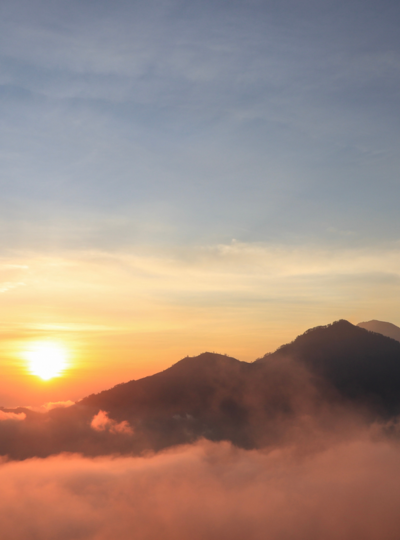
[1, 436, 400, 540]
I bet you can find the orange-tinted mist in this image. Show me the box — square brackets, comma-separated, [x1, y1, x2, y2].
[1, 438, 400, 540]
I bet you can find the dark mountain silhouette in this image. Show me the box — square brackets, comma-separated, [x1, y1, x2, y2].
[357, 320, 400, 343]
[2, 319, 400, 460]
[257, 319, 400, 416]
[78, 351, 319, 451]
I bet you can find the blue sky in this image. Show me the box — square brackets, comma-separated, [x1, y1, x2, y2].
[1, 0, 399, 250]
[1, 0, 400, 403]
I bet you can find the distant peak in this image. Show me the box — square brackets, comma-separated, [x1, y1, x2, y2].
[357, 320, 400, 343]
[358, 320, 400, 329]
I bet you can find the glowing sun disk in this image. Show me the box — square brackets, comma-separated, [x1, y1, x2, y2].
[24, 342, 68, 380]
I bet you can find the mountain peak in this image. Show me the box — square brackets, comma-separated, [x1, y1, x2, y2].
[258, 319, 359, 361]
[166, 351, 245, 373]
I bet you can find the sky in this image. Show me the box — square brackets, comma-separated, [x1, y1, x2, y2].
[1, 0, 400, 405]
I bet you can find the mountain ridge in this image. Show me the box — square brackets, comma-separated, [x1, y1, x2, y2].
[82, 320, 400, 417]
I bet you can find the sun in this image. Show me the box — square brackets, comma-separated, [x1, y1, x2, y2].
[23, 341, 69, 380]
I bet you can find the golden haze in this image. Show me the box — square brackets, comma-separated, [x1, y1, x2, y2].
[1, 243, 399, 406]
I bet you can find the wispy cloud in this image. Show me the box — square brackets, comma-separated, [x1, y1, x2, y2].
[91, 410, 133, 435]
[0, 410, 25, 421]
[0, 282, 25, 293]
[28, 401, 75, 413]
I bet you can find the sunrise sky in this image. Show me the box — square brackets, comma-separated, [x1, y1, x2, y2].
[1, 0, 400, 406]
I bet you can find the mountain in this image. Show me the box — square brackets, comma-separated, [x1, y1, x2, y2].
[357, 320, 400, 343]
[257, 319, 400, 415]
[2, 319, 400, 460]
